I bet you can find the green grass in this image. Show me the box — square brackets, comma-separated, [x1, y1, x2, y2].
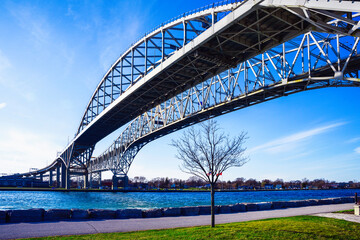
[23, 216, 360, 240]
[334, 209, 354, 214]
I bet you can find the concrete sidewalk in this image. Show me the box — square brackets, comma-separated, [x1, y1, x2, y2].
[0, 203, 355, 239]
[313, 212, 360, 223]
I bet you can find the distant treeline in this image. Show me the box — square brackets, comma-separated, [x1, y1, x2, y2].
[102, 176, 359, 190]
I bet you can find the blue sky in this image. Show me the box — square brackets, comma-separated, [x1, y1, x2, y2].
[0, 0, 359, 182]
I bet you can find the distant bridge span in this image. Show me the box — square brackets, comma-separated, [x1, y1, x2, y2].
[4, 0, 360, 189]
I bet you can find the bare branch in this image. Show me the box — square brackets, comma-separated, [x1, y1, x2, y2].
[171, 119, 249, 185]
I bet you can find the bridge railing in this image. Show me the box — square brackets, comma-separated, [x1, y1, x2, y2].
[141, 0, 244, 42]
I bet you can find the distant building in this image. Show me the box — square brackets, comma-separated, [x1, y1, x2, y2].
[264, 184, 274, 190]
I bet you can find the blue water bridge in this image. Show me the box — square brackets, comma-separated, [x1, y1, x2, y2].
[2, 0, 359, 189]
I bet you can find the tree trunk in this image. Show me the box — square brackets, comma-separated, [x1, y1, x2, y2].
[211, 183, 215, 227]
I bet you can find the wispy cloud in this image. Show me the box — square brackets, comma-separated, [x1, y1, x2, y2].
[355, 147, 360, 154]
[0, 103, 6, 110]
[249, 122, 346, 154]
[0, 129, 62, 173]
[347, 137, 360, 144]
[0, 50, 12, 83]
[0, 50, 11, 72]
[99, 17, 142, 71]
[8, 4, 50, 47]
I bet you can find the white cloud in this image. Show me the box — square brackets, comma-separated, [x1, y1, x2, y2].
[0, 50, 11, 72]
[249, 122, 346, 154]
[0, 103, 6, 110]
[355, 147, 360, 154]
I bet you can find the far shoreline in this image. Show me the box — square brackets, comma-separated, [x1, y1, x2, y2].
[0, 187, 359, 193]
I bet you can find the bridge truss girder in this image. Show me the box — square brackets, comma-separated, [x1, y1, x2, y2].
[76, 0, 360, 148]
[80, 1, 360, 177]
[90, 31, 360, 175]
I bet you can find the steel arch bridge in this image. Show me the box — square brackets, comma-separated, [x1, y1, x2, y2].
[4, 0, 360, 189]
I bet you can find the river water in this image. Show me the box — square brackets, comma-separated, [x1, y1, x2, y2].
[0, 189, 357, 210]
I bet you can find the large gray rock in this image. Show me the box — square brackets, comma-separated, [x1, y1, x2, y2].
[71, 209, 89, 219]
[162, 207, 181, 217]
[341, 197, 355, 203]
[217, 205, 232, 214]
[230, 203, 246, 213]
[116, 209, 143, 219]
[181, 206, 199, 216]
[292, 200, 308, 207]
[0, 211, 6, 223]
[88, 209, 116, 219]
[245, 203, 258, 211]
[272, 201, 287, 209]
[198, 206, 211, 215]
[318, 198, 333, 205]
[7, 209, 44, 223]
[284, 201, 297, 208]
[331, 198, 342, 204]
[305, 199, 319, 206]
[44, 209, 71, 221]
[142, 209, 162, 218]
[256, 202, 272, 210]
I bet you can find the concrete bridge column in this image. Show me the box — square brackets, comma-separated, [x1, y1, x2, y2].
[65, 169, 70, 190]
[122, 175, 129, 189]
[89, 173, 93, 189]
[39, 173, 43, 182]
[112, 175, 118, 190]
[61, 163, 70, 189]
[49, 170, 53, 186]
[90, 172, 102, 189]
[56, 166, 60, 187]
[112, 175, 128, 190]
[83, 172, 88, 189]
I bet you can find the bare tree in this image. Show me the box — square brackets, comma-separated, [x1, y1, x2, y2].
[171, 120, 248, 227]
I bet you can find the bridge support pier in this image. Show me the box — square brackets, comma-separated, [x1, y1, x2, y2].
[83, 173, 88, 189]
[89, 172, 101, 189]
[39, 173, 43, 182]
[61, 164, 66, 188]
[112, 175, 118, 190]
[112, 175, 128, 190]
[122, 176, 128, 189]
[61, 163, 70, 189]
[65, 170, 70, 190]
[56, 166, 60, 187]
[89, 173, 93, 189]
[49, 170, 53, 186]
[98, 172, 101, 188]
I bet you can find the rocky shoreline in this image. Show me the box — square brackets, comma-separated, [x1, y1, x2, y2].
[0, 197, 354, 224]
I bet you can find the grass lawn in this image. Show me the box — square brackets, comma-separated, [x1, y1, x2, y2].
[24, 216, 360, 240]
[335, 209, 355, 214]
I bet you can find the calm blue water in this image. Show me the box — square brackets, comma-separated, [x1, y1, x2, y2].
[0, 189, 357, 210]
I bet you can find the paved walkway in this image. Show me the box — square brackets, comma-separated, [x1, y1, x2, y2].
[313, 212, 360, 223]
[0, 203, 355, 239]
